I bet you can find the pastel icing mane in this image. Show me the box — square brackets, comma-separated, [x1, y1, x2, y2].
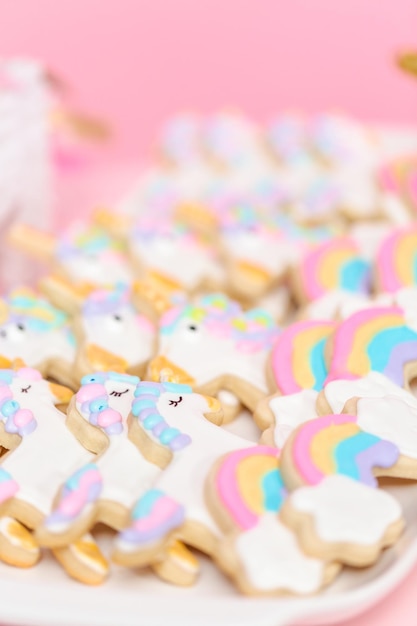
[77, 372, 140, 436]
[132, 217, 200, 247]
[267, 115, 309, 164]
[376, 226, 417, 292]
[271, 320, 336, 394]
[82, 285, 154, 333]
[327, 306, 417, 386]
[0, 367, 41, 436]
[160, 294, 279, 354]
[215, 446, 285, 531]
[299, 238, 371, 301]
[292, 414, 399, 488]
[131, 381, 193, 451]
[57, 225, 125, 259]
[5, 290, 70, 334]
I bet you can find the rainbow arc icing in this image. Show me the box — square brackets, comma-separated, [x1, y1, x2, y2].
[271, 320, 335, 394]
[376, 226, 417, 292]
[291, 414, 399, 488]
[300, 238, 370, 301]
[215, 446, 284, 531]
[327, 306, 417, 387]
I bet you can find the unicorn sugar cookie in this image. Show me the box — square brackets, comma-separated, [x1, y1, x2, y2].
[280, 413, 404, 566]
[291, 237, 372, 313]
[10, 222, 134, 296]
[0, 367, 109, 584]
[36, 372, 199, 587]
[39, 279, 157, 380]
[0, 287, 76, 388]
[148, 294, 280, 416]
[325, 306, 417, 391]
[206, 445, 340, 596]
[112, 380, 258, 569]
[256, 319, 336, 447]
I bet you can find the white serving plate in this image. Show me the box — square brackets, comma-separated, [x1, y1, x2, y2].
[1, 413, 417, 626]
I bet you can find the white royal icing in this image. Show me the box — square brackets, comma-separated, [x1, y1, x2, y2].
[0, 322, 75, 368]
[236, 513, 325, 593]
[323, 371, 415, 414]
[291, 475, 402, 545]
[356, 395, 417, 460]
[269, 390, 319, 448]
[81, 304, 155, 367]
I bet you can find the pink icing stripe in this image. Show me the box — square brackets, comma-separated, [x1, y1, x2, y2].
[376, 230, 402, 292]
[215, 445, 279, 531]
[17, 368, 42, 381]
[327, 306, 403, 382]
[97, 408, 122, 428]
[76, 383, 107, 403]
[271, 320, 332, 394]
[292, 414, 356, 485]
[60, 471, 101, 517]
[0, 480, 19, 503]
[132, 498, 179, 532]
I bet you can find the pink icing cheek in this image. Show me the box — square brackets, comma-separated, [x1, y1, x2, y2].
[17, 368, 42, 381]
[13, 409, 34, 428]
[97, 408, 122, 429]
[76, 383, 107, 403]
[135, 316, 155, 334]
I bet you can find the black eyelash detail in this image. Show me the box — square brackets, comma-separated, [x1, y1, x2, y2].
[168, 396, 183, 407]
[109, 388, 129, 398]
[21, 385, 31, 393]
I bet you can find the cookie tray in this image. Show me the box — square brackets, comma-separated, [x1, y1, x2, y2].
[0, 414, 416, 626]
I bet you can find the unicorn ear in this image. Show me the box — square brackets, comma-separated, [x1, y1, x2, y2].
[202, 395, 223, 426]
[132, 280, 177, 321]
[48, 382, 74, 405]
[0, 357, 28, 370]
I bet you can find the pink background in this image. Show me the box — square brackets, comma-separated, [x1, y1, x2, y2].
[1, 1, 417, 624]
[1, 0, 416, 160]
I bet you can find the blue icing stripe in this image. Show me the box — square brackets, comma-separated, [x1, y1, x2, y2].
[163, 382, 192, 394]
[340, 259, 370, 293]
[367, 326, 417, 373]
[262, 469, 286, 513]
[334, 431, 382, 481]
[66, 463, 98, 490]
[0, 468, 13, 483]
[309, 337, 328, 391]
[0, 371, 14, 384]
[132, 489, 163, 519]
[108, 372, 139, 385]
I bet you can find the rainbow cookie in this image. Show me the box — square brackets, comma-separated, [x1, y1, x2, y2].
[326, 306, 417, 391]
[291, 237, 371, 308]
[375, 225, 417, 293]
[280, 414, 404, 566]
[257, 320, 335, 447]
[148, 294, 280, 416]
[207, 445, 339, 596]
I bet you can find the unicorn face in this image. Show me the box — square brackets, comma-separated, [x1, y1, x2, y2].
[81, 289, 155, 367]
[57, 226, 133, 287]
[130, 221, 223, 290]
[151, 296, 278, 394]
[76, 372, 140, 436]
[0, 368, 72, 438]
[0, 291, 75, 367]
